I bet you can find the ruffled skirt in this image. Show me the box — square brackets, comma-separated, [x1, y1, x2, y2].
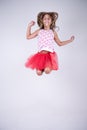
[25, 51, 59, 71]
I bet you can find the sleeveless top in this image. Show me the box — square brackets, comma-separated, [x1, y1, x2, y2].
[38, 29, 55, 52]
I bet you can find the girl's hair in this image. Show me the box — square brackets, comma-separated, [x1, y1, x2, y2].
[37, 12, 58, 30]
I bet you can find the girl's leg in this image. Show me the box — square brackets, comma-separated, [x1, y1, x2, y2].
[44, 67, 51, 74]
[36, 70, 43, 76]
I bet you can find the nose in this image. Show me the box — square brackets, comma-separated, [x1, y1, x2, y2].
[45, 19, 49, 22]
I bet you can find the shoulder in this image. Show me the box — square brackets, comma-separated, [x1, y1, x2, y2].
[35, 29, 40, 33]
[38, 29, 45, 35]
[53, 30, 58, 37]
[53, 30, 57, 35]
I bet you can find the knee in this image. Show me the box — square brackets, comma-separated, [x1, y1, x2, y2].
[36, 70, 43, 76]
[44, 68, 51, 74]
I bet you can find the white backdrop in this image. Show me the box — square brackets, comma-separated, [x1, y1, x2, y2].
[0, 0, 87, 130]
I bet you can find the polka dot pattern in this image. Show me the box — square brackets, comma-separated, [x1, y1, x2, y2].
[38, 29, 55, 52]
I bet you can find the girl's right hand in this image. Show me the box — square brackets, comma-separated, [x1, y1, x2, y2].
[28, 21, 35, 27]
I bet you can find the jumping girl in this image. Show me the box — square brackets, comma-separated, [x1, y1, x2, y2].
[25, 12, 75, 76]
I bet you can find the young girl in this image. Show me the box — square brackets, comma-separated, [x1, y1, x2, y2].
[25, 12, 75, 76]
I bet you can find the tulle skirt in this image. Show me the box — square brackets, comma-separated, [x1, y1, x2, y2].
[25, 51, 59, 71]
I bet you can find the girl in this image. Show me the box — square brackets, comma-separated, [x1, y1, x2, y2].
[25, 12, 75, 76]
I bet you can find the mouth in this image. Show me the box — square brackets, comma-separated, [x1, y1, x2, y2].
[45, 22, 49, 25]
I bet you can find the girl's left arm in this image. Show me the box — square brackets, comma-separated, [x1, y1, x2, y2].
[54, 31, 75, 46]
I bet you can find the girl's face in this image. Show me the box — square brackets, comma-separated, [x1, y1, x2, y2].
[42, 14, 52, 28]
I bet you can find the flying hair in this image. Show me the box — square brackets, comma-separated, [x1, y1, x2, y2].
[37, 12, 58, 30]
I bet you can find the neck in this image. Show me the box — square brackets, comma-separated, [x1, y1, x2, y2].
[44, 26, 50, 30]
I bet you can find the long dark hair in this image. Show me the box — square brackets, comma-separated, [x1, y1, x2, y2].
[37, 12, 58, 30]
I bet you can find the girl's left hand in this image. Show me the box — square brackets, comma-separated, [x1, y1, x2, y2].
[70, 36, 75, 42]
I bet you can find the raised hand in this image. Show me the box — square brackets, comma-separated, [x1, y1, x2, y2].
[28, 21, 35, 27]
[70, 36, 75, 42]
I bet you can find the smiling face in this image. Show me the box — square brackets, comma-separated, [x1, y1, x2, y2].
[37, 12, 58, 29]
[42, 14, 52, 29]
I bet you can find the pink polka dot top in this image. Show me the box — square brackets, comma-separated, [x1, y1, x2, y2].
[38, 29, 55, 52]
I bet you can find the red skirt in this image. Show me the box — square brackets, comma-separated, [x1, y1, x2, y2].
[25, 51, 59, 71]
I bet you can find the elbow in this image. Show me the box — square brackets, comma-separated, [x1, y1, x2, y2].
[58, 42, 62, 46]
[55, 40, 62, 46]
[26, 36, 30, 40]
[26, 37, 29, 40]
[58, 44, 62, 46]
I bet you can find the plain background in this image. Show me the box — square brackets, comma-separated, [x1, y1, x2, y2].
[0, 0, 87, 130]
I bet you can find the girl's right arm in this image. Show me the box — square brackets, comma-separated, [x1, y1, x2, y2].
[26, 21, 40, 39]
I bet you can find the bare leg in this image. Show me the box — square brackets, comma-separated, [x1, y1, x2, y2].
[44, 67, 51, 74]
[36, 70, 43, 76]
